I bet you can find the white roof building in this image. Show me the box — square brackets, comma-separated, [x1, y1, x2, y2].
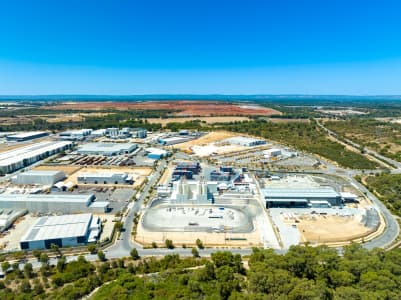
[77, 143, 137, 156]
[0, 193, 109, 213]
[11, 170, 66, 186]
[20, 213, 101, 250]
[223, 136, 266, 147]
[0, 141, 73, 174]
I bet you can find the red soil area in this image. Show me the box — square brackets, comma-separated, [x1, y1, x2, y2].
[46, 101, 281, 116]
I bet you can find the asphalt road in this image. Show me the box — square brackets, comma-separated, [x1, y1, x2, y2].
[315, 118, 401, 172]
[348, 176, 400, 250]
[105, 158, 167, 259]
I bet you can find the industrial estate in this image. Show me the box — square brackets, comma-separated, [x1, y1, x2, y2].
[1, 99, 401, 299]
[0, 109, 392, 256]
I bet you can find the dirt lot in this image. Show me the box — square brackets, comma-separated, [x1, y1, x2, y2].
[173, 131, 254, 156]
[0, 214, 37, 251]
[297, 215, 372, 243]
[173, 131, 242, 150]
[95, 214, 116, 242]
[145, 116, 251, 126]
[65, 166, 152, 188]
[45, 101, 281, 117]
[33, 165, 83, 175]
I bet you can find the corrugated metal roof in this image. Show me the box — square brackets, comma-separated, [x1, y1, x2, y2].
[0, 193, 94, 203]
[262, 187, 340, 198]
[78, 143, 136, 152]
[20, 213, 92, 242]
[0, 141, 72, 166]
[16, 170, 64, 177]
[7, 131, 47, 139]
[265, 198, 309, 202]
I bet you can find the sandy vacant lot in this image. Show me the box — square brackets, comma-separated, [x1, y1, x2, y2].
[33, 165, 83, 175]
[66, 166, 152, 188]
[0, 214, 37, 251]
[145, 116, 250, 126]
[174, 131, 259, 156]
[173, 131, 241, 150]
[46, 101, 281, 117]
[297, 215, 372, 243]
[95, 214, 116, 242]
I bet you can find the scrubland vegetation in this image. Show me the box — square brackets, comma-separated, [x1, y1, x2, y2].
[221, 120, 379, 170]
[2, 245, 401, 299]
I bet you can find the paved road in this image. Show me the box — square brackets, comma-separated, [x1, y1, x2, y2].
[316, 118, 401, 172]
[314, 119, 400, 248]
[105, 158, 167, 258]
[347, 176, 400, 250]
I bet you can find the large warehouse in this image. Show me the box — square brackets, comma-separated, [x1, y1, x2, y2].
[77, 143, 137, 156]
[224, 136, 266, 147]
[0, 193, 109, 213]
[262, 187, 342, 208]
[158, 136, 193, 146]
[11, 170, 66, 186]
[0, 141, 73, 175]
[59, 129, 92, 141]
[77, 172, 133, 185]
[20, 213, 101, 250]
[6, 131, 49, 142]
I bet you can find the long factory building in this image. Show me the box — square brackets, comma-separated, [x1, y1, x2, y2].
[0, 141, 73, 175]
[262, 187, 342, 208]
[77, 172, 133, 185]
[6, 131, 49, 142]
[20, 213, 101, 250]
[0, 193, 109, 213]
[77, 142, 137, 156]
[11, 170, 66, 186]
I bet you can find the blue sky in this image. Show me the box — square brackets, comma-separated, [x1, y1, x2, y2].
[1, 0, 401, 95]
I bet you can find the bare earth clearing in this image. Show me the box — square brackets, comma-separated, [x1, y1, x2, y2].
[297, 215, 372, 243]
[145, 116, 251, 126]
[45, 101, 281, 117]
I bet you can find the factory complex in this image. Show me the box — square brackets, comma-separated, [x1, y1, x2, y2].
[0, 128, 386, 252]
[20, 213, 100, 250]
